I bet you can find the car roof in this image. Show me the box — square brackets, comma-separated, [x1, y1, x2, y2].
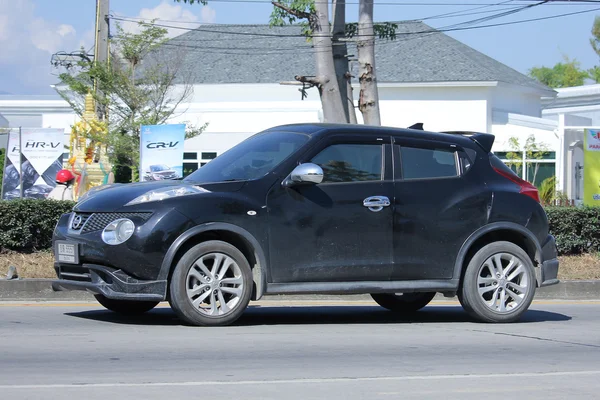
[265, 123, 485, 149]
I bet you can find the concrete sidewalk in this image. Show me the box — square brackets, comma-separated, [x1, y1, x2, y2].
[0, 279, 599, 301]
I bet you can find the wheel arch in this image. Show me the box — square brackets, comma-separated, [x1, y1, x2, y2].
[159, 223, 268, 301]
[453, 222, 543, 288]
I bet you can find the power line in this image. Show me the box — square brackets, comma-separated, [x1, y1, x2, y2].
[111, 1, 594, 42]
[145, 4, 600, 57]
[171, 0, 600, 4]
[111, 2, 526, 27]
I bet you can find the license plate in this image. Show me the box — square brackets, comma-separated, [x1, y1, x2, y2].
[56, 241, 79, 264]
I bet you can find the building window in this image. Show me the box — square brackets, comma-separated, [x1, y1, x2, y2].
[183, 152, 197, 160]
[201, 152, 217, 160]
[183, 162, 198, 177]
[199, 152, 218, 166]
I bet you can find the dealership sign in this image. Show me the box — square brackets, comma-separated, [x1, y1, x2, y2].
[139, 124, 186, 182]
[584, 129, 600, 204]
[1, 128, 65, 200]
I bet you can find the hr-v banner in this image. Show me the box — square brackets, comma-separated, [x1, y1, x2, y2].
[1, 128, 64, 200]
[139, 124, 185, 182]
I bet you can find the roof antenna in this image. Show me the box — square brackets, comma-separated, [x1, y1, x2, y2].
[408, 123, 424, 130]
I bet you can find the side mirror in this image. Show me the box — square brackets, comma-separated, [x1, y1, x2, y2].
[283, 163, 324, 187]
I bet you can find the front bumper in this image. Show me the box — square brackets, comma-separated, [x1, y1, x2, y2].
[539, 234, 560, 287]
[52, 263, 167, 301]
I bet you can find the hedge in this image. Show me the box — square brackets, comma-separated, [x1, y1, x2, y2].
[545, 207, 600, 255]
[0, 199, 75, 252]
[0, 199, 599, 256]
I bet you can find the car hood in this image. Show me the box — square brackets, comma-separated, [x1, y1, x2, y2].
[74, 180, 246, 212]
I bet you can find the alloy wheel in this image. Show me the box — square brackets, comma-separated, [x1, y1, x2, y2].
[186, 252, 244, 316]
[476, 252, 530, 313]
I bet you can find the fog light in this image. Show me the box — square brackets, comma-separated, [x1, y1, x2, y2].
[102, 218, 135, 245]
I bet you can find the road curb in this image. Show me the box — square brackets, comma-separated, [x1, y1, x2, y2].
[0, 279, 599, 301]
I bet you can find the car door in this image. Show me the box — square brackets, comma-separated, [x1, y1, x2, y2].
[391, 137, 489, 280]
[266, 134, 394, 283]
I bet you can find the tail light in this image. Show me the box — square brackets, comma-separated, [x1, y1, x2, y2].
[492, 166, 540, 203]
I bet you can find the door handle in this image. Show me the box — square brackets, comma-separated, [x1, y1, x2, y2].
[363, 196, 390, 212]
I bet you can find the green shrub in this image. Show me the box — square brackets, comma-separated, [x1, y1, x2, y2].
[546, 206, 600, 255]
[0, 199, 75, 252]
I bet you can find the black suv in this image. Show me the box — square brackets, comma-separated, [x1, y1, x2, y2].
[52, 123, 559, 326]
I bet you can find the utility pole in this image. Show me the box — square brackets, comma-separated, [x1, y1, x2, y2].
[357, 0, 381, 126]
[332, 0, 357, 124]
[94, 0, 110, 120]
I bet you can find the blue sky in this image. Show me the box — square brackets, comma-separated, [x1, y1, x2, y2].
[0, 0, 599, 94]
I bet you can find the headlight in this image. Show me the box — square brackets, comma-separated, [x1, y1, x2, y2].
[125, 185, 207, 206]
[102, 218, 135, 245]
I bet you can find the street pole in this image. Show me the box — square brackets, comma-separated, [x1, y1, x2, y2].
[94, 0, 110, 120]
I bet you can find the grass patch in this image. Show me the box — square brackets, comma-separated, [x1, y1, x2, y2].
[0, 251, 56, 279]
[558, 254, 600, 280]
[1, 252, 600, 280]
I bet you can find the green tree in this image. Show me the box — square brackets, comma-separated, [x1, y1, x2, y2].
[57, 21, 206, 182]
[528, 56, 588, 88]
[505, 135, 550, 186]
[590, 16, 600, 83]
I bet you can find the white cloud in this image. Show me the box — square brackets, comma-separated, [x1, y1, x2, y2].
[0, 0, 93, 94]
[116, 0, 215, 38]
[201, 6, 217, 24]
[58, 24, 76, 37]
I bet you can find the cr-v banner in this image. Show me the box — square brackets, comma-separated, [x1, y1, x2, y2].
[584, 128, 600, 205]
[1, 128, 64, 200]
[139, 124, 186, 182]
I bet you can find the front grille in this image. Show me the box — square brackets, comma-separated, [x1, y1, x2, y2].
[70, 212, 92, 231]
[81, 212, 152, 233]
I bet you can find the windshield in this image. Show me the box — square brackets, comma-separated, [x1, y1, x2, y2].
[150, 165, 170, 172]
[184, 131, 310, 183]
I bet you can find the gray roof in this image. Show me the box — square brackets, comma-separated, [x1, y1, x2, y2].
[162, 21, 551, 93]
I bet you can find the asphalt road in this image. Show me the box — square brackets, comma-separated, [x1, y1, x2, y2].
[0, 300, 599, 400]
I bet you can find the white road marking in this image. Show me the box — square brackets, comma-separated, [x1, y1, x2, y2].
[2, 370, 600, 390]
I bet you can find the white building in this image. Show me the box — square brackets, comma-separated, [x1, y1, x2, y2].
[2, 22, 597, 200]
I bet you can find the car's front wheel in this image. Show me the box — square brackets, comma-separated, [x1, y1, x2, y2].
[459, 241, 536, 323]
[371, 292, 436, 313]
[168, 240, 253, 326]
[94, 294, 159, 315]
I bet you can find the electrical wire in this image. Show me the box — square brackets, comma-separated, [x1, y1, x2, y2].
[111, 0, 591, 41]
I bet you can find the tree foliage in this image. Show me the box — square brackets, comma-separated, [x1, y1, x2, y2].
[528, 56, 588, 88]
[505, 135, 549, 186]
[57, 21, 205, 182]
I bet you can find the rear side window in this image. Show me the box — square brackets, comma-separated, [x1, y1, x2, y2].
[489, 154, 519, 178]
[400, 146, 458, 180]
[311, 144, 382, 183]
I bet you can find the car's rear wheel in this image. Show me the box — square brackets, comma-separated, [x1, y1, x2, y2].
[168, 240, 253, 326]
[460, 241, 536, 323]
[94, 294, 159, 315]
[371, 292, 436, 313]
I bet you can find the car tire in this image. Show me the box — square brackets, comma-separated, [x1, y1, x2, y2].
[371, 292, 436, 313]
[94, 294, 159, 315]
[460, 241, 536, 323]
[168, 240, 253, 327]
